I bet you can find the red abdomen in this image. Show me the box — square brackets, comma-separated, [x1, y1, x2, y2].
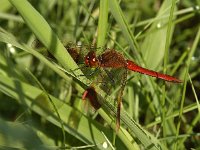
[126, 60, 182, 83]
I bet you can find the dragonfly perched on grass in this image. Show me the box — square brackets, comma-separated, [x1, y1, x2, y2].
[32, 40, 182, 130]
[65, 43, 182, 130]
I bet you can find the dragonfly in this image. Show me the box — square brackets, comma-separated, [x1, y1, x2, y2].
[82, 49, 182, 129]
[32, 39, 182, 129]
[66, 44, 182, 130]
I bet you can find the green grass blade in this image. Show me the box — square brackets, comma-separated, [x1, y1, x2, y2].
[8, 0, 79, 75]
[141, 0, 176, 69]
[97, 0, 108, 48]
[0, 31, 73, 82]
[188, 74, 200, 114]
[0, 118, 52, 150]
[173, 27, 200, 149]
[0, 74, 127, 149]
[108, 0, 138, 54]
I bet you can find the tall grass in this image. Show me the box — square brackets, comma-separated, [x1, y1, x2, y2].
[0, 0, 199, 149]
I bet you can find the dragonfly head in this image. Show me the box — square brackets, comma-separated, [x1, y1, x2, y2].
[84, 51, 99, 67]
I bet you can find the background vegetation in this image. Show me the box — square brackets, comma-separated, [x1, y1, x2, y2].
[0, 0, 200, 149]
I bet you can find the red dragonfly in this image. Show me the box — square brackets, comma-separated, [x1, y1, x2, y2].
[84, 50, 182, 83]
[66, 45, 182, 130]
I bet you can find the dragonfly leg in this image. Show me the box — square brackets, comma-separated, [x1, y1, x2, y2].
[116, 69, 128, 131]
[87, 67, 100, 76]
[70, 65, 87, 77]
[71, 64, 99, 77]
